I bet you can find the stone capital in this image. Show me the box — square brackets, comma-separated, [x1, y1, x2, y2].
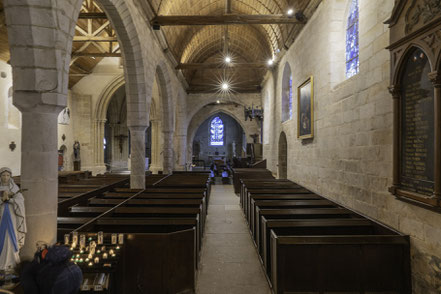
[129, 125, 148, 133]
[428, 71, 441, 88]
[388, 85, 401, 99]
[13, 91, 66, 113]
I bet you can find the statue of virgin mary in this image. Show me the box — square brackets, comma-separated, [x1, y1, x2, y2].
[0, 167, 26, 271]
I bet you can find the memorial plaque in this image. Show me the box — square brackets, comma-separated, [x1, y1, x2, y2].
[400, 48, 434, 196]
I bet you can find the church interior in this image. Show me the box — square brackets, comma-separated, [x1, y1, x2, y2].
[0, 0, 441, 293]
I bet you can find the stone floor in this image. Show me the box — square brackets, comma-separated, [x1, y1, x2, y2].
[196, 184, 272, 294]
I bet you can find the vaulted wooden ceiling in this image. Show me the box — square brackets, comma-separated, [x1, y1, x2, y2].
[147, 0, 322, 93]
[0, 0, 322, 92]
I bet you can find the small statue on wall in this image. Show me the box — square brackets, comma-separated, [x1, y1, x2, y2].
[73, 141, 81, 171]
[73, 141, 81, 162]
[0, 167, 26, 272]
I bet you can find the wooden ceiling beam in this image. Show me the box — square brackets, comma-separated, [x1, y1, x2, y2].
[176, 63, 268, 70]
[187, 86, 261, 94]
[151, 14, 306, 27]
[73, 36, 118, 42]
[72, 52, 121, 57]
[78, 12, 107, 19]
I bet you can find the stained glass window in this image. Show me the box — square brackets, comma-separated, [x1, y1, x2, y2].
[282, 63, 292, 122]
[210, 117, 224, 146]
[346, 0, 359, 78]
[289, 76, 293, 119]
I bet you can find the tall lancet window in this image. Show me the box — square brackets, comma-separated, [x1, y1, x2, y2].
[346, 0, 359, 78]
[210, 117, 224, 146]
[289, 76, 293, 119]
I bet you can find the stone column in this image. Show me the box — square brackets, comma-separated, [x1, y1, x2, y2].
[174, 134, 187, 170]
[149, 120, 160, 172]
[17, 100, 63, 259]
[429, 72, 441, 200]
[93, 119, 106, 173]
[129, 126, 147, 189]
[163, 130, 174, 174]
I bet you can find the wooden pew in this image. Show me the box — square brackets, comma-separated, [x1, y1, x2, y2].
[57, 178, 130, 215]
[244, 193, 323, 222]
[239, 178, 295, 203]
[68, 206, 203, 250]
[250, 199, 338, 239]
[59, 228, 196, 294]
[270, 226, 411, 294]
[242, 187, 312, 211]
[255, 208, 360, 256]
[262, 218, 380, 281]
[88, 198, 207, 234]
[232, 168, 274, 194]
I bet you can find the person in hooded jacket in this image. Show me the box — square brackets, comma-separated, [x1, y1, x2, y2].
[21, 244, 82, 294]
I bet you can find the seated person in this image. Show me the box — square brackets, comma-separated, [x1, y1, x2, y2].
[21, 244, 82, 294]
[221, 168, 230, 184]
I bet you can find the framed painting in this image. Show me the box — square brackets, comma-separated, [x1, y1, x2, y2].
[297, 76, 314, 139]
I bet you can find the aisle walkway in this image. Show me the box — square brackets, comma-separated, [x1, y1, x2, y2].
[196, 184, 272, 294]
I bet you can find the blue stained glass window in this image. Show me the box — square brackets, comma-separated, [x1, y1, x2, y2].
[210, 117, 224, 146]
[346, 0, 359, 78]
[289, 76, 293, 119]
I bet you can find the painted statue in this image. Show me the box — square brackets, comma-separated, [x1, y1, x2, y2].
[0, 167, 26, 271]
[73, 141, 81, 162]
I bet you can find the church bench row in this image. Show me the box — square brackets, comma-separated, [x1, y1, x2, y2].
[57, 173, 211, 293]
[238, 171, 411, 294]
[58, 177, 129, 214]
[231, 167, 274, 193]
[57, 175, 130, 200]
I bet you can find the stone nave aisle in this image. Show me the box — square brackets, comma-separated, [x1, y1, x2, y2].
[196, 184, 272, 294]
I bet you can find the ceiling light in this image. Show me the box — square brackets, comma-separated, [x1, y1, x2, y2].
[225, 56, 231, 63]
[267, 59, 274, 66]
[287, 9, 294, 15]
[221, 83, 229, 90]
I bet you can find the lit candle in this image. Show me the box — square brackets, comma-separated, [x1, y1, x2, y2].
[118, 234, 124, 244]
[103, 253, 108, 259]
[116, 246, 120, 250]
[97, 231, 104, 245]
[88, 254, 93, 259]
[88, 262, 93, 266]
[80, 235, 86, 249]
[94, 257, 99, 264]
[85, 258, 90, 262]
[109, 249, 114, 255]
[72, 232, 78, 245]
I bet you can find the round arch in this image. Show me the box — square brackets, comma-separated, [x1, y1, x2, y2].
[155, 62, 175, 133]
[278, 131, 288, 179]
[392, 44, 434, 86]
[186, 106, 257, 162]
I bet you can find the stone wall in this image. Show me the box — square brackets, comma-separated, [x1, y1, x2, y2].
[0, 61, 20, 174]
[262, 0, 441, 292]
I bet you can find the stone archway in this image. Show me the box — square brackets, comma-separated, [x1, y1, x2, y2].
[94, 75, 125, 173]
[278, 132, 288, 179]
[154, 63, 175, 174]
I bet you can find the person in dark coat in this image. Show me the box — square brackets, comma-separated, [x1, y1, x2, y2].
[21, 244, 82, 294]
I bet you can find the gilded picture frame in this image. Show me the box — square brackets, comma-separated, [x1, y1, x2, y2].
[297, 76, 314, 139]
